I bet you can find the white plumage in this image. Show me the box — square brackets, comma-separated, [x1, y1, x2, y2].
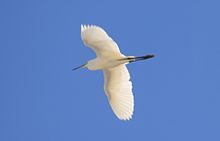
[104, 65, 134, 120]
[75, 25, 154, 120]
[81, 25, 133, 120]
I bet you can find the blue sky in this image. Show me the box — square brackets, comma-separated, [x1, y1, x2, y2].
[1, 0, 220, 140]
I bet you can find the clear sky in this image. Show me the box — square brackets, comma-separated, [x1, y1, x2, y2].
[1, 0, 220, 141]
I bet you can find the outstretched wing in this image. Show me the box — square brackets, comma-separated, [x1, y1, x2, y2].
[103, 65, 134, 120]
[81, 25, 123, 58]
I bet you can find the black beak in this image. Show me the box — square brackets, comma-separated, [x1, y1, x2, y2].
[72, 63, 87, 71]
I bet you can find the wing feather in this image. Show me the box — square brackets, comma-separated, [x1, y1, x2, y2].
[103, 65, 134, 120]
[81, 25, 122, 58]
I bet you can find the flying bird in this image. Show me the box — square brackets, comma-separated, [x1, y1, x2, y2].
[73, 25, 154, 120]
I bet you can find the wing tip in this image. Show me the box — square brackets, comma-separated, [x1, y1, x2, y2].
[119, 114, 133, 121]
[115, 104, 134, 121]
[80, 24, 101, 32]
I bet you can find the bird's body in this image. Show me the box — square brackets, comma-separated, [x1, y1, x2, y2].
[74, 25, 154, 120]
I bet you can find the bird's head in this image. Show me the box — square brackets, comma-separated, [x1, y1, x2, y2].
[73, 59, 100, 71]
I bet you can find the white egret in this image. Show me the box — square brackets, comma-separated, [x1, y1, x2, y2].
[73, 25, 154, 120]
